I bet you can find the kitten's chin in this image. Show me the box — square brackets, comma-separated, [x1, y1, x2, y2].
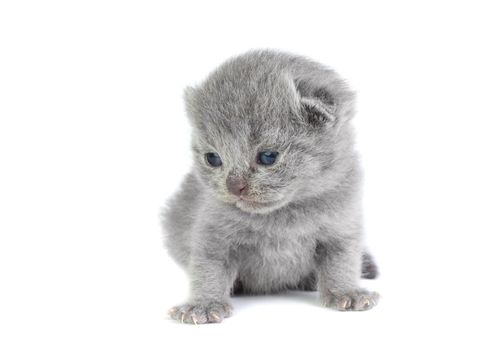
[234, 198, 287, 214]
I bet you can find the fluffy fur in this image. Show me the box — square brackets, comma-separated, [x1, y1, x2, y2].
[162, 50, 379, 324]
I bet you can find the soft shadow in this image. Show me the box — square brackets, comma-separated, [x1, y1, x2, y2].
[231, 290, 320, 311]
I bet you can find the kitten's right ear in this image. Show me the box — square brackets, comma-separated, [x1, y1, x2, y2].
[183, 86, 197, 109]
[183, 86, 200, 124]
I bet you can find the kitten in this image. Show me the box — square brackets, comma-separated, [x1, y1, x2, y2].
[162, 50, 379, 324]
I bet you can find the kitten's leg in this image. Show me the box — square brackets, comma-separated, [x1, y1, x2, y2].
[294, 272, 318, 291]
[316, 239, 379, 311]
[361, 251, 379, 279]
[168, 250, 237, 324]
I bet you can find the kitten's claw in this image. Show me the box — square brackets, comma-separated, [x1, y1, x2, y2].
[322, 289, 379, 311]
[209, 312, 221, 323]
[340, 298, 351, 310]
[223, 304, 233, 317]
[168, 301, 233, 324]
[191, 315, 198, 325]
[167, 307, 177, 317]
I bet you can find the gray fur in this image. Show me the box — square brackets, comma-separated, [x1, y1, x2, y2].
[162, 50, 379, 324]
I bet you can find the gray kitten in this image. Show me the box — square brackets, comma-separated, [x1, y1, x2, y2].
[162, 50, 379, 324]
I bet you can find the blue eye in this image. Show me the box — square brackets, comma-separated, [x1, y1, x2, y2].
[205, 152, 222, 167]
[257, 151, 279, 165]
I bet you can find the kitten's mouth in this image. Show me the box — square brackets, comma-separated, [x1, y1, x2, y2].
[234, 197, 281, 213]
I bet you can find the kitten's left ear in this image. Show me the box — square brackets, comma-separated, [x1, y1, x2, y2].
[292, 78, 356, 128]
[299, 86, 337, 126]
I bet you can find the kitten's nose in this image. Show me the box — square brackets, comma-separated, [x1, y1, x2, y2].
[226, 176, 248, 196]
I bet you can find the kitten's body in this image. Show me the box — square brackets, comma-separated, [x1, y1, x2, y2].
[163, 50, 379, 324]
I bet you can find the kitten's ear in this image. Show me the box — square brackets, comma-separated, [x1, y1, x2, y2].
[299, 88, 337, 126]
[292, 78, 355, 128]
[183, 86, 197, 109]
[183, 86, 200, 124]
[294, 79, 337, 127]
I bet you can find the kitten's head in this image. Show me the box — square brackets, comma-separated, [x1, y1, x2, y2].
[184, 50, 356, 214]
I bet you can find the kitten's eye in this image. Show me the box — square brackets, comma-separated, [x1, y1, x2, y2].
[205, 152, 222, 167]
[257, 151, 279, 166]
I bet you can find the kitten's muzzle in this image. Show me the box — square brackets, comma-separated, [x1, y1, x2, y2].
[226, 175, 248, 196]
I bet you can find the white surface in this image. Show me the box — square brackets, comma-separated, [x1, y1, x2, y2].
[1, 1, 483, 349]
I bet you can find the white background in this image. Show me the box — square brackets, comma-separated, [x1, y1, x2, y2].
[1, 0, 483, 349]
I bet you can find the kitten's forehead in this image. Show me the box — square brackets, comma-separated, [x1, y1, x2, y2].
[189, 72, 298, 149]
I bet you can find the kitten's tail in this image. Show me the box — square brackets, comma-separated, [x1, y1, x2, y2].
[361, 252, 379, 279]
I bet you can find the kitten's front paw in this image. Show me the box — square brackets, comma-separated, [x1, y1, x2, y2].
[168, 301, 233, 325]
[322, 289, 379, 311]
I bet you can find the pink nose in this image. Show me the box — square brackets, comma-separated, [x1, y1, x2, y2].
[226, 176, 248, 196]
